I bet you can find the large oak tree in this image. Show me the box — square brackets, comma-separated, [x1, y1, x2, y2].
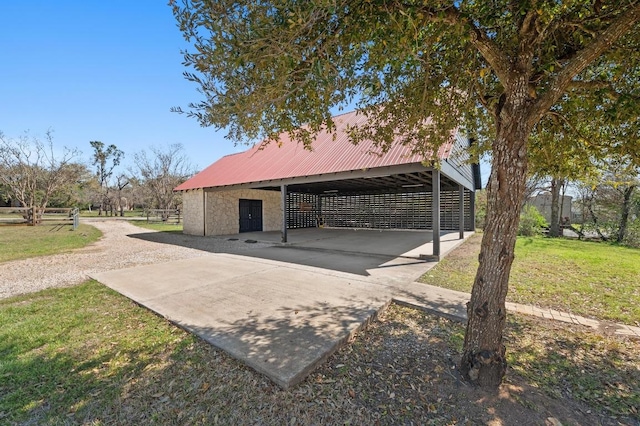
[171, 0, 640, 388]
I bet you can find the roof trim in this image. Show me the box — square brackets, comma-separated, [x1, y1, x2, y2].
[200, 163, 436, 192]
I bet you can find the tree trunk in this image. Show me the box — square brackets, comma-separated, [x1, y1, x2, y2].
[119, 194, 125, 217]
[587, 196, 608, 241]
[617, 185, 636, 243]
[549, 178, 561, 237]
[460, 89, 531, 389]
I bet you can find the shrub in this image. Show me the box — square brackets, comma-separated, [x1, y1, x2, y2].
[518, 205, 548, 236]
[474, 189, 487, 230]
[623, 219, 640, 248]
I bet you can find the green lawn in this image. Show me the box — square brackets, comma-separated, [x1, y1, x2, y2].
[128, 221, 183, 233]
[0, 224, 102, 263]
[0, 281, 191, 424]
[419, 234, 640, 325]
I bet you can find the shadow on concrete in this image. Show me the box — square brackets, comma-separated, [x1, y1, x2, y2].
[171, 295, 390, 389]
[99, 227, 472, 390]
[126, 228, 441, 277]
[392, 287, 469, 323]
[92, 253, 393, 389]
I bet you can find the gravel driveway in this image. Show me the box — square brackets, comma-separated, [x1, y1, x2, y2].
[1, 219, 272, 300]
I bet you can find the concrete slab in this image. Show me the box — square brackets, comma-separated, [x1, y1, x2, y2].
[93, 228, 474, 389]
[392, 281, 470, 322]
[92, 253, 393, 389]
[214, 229, 472, 280]
[222, 228, 467, 259]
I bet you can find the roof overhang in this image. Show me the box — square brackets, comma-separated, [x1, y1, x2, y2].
[189, 162, 475, 196]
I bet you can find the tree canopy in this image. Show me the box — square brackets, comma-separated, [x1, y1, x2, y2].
[172, 0, 640, 388]
[173, 1, 639, 155]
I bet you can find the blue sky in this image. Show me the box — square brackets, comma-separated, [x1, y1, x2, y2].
[1, 1, 487, 183]
[1, 1, 240, 171]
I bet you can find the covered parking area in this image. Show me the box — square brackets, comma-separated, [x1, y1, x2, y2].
[176, 110, 481, 259]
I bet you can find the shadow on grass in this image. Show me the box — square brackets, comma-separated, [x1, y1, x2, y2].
[0, 282, 184, 424]
[0, 345, 154, 423]
[505, 315, 640, 421]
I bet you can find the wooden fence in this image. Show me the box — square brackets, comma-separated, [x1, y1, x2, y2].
[146, 209, 181, 224]
[0, 207, 79, 230]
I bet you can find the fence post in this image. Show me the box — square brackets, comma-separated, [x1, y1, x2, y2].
[72, 208, 79, 230]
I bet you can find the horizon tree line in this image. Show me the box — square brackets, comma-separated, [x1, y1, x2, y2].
[0, 131, 196, 216]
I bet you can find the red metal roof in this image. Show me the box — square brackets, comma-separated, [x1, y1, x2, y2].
[176, 110, 454, 191]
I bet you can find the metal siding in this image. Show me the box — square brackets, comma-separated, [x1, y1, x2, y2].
[445, 133, 474, 184]
[319, 190, 473, 231]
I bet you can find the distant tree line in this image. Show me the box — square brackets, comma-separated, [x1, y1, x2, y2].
[474, 157, 640, 248]
[0, 130, 196, 216]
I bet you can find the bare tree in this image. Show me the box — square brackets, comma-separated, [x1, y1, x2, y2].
[0, 130, 82, 216]
[132, 144, 195, 214]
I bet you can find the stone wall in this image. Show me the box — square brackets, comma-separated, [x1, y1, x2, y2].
[182, 188, 282, 236]
[182, 189, 205, 236]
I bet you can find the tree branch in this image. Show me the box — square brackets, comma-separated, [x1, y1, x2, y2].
[469, 25, 513, 87]
[565, 21, 598, 38]
[533, 4, 640, 123]
[399, 2, 514, 88]
[568, 80, 614, 91]
[545, 110, 592, 144]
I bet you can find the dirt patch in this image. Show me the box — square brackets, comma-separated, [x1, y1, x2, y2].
[312, 305, 631, 426]
[447, 232, 483, 259]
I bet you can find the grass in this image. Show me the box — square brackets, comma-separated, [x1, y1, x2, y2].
[1, 284, 637, 424]
[128, 221, 183, 233]
[0, 224, 102, 263]
[0, 281, 190, 423]
[505, 315, 640, 418]
[2, 223, 637, 423]
[419, 234, 640, 325]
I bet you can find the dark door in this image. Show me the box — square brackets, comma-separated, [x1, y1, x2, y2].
[239, 199, 263, 232]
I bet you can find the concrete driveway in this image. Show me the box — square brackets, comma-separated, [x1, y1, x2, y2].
[92, 228, 471, 388]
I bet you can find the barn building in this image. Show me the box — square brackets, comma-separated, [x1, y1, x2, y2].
[175, 110, 481, 258]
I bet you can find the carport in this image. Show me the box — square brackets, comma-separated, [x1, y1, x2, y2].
[176, 110, 481, 259]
